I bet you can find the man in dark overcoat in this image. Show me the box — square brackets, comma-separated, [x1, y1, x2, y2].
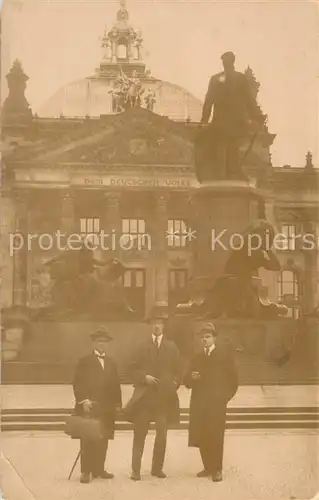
[73, 326, 122, 483]
[184, 322, 238, 482]
[125, 308, 182, 481]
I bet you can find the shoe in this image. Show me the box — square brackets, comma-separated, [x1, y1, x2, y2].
[151, 470, 167, 479]
[212, 471, 223, 482]
[92, 471, 114, 479]
[197, 469, 211, 478]
[80, 472, 91, 484]
[131, 472, 141, 481]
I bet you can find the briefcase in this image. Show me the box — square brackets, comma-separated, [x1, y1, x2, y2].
[64, 415, 104, 441]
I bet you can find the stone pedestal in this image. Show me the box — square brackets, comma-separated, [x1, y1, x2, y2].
[192, 181, 264, 284]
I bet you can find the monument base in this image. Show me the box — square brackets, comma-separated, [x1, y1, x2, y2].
[192, 180, 265, 283]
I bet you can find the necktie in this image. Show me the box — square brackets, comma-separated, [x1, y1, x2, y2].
[205, 347, 210, 357]
[96, 353, 105, 368]
[154, 338, 160, 350]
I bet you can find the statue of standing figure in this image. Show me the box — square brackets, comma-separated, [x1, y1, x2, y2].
[144, 87, 156, 111]
[195, 51, 266, 182]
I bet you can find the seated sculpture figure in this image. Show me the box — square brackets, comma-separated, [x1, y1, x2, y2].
[176, 219, 288, 320]
[34, 236, 135, 320]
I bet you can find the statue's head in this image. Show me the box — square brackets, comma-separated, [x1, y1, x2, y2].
[221, 51, 235, 72]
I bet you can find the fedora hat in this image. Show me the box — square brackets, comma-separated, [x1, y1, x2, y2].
[147, 305, 169, 323]
[90, 326, 113, 341]
[197, 322, 217, 336]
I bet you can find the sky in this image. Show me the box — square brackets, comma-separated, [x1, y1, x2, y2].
[1, 0, 318, 167]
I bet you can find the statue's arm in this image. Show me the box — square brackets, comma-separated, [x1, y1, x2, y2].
[201, 76, 215, 123]
[261, 249, 281, 271]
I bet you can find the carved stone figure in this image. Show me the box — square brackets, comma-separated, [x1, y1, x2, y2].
[109, 70, 149, 113]
[34, 239, 135, 321]
[144, 88, 156, 111]
[195, 51, 265, 182]
[176, 219, 288, 320]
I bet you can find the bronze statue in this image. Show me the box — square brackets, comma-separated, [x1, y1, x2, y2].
[195, 51, 265, 182]
[176, 219, 288, 320]
[34, 239, 135, 321]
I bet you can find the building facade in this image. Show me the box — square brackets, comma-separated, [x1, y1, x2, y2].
[2, 1, 319, 369]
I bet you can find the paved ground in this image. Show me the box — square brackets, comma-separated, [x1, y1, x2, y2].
[2, 384, 319, 409]
[1, 429, 318, 500]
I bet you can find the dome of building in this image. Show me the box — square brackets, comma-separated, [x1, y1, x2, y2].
[37, 76, 202, 121]
[37, 0, 202, 121]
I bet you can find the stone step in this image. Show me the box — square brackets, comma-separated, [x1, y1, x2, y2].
[2, 407, 319, 431]
[2, 421, 318, 431]
[2, 360, 318, 385]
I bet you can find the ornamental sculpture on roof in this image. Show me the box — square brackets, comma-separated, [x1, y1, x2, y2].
[109, 69, 156, 112]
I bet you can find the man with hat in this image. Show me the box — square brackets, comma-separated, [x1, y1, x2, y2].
[195, 51, 265, 181]
[125, 306, 181, 481]
[184, 322, 238, 482]
[73, 326, 122, 483]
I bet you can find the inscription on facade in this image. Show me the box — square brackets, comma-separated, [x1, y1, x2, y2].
[78, 176, 195, 188]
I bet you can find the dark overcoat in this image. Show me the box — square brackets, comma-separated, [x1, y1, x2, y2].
[124, 338, 181, 426]
[73, 353, 122, 439]
[184, 345, 238, 447]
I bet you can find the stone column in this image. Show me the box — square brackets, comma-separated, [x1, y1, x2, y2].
[1, 192, 15, 308]
[60, 192, 76, 234]
[12, 191, 28, 308]
[104, 192, 122, 257]
[264, 194, 277, 226]
[153, 193, 169, 309]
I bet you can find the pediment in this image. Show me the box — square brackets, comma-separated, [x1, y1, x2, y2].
[19, 109, 194, 167]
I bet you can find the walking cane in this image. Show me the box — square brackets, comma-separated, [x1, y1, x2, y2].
[239, 117, 267, 169]
[68, 449, 81, 480]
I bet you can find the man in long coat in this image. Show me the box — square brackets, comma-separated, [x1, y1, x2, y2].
[184, 322, 238, 481]
[125, 309, 182, 481]
[73, 326, 122, 483]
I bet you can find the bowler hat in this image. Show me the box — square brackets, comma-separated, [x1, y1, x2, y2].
[197, 322, 217, 336]
[90, 326, 113, 341]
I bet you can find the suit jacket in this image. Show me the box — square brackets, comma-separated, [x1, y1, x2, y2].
[184, 344, 238, 447]
[124, 337, 182, 424]
[73, 352, 122, 439]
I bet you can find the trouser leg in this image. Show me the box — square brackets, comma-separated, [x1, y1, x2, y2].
[151, 413, 168, 473]
[132, 415, 149, 474]
[226, 136, 244, 180]
[80, 440, 95, 474]
[211, 410, 226, 473]
[213, 136, 227, 179]
[199, 443, 214, 472]
[211, 428, 225, 473]
[92, 439, 108, 476]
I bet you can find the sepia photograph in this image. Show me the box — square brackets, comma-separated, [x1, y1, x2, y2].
[0, 0, 318, 499]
